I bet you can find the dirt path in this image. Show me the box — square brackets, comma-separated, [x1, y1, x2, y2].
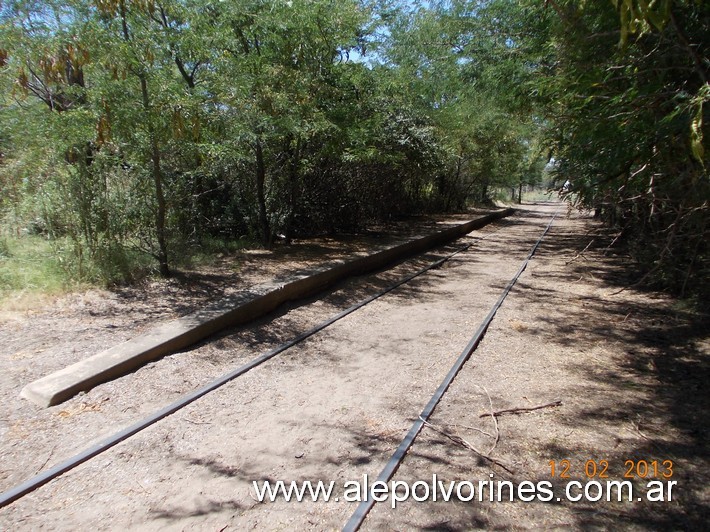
[0, 203, 707, 530]
[366, 206, 709, 529]
[0, 210, 488, 465]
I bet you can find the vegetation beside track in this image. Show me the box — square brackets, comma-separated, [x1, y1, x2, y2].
[0, 1, 706, 303]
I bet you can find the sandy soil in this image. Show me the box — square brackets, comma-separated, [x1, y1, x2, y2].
[0, 203, 707, 530]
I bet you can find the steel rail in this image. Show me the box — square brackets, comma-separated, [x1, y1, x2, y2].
[0, 219, 509, 509]
[342, 208, 559, 532]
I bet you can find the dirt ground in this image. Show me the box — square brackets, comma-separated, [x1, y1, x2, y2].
[0, 203, 707, 530]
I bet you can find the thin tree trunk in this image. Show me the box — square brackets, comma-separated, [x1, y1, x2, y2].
[140, 75, 170, 277]
[255, 138, 271, 248]
[284, 137, 301, 245]
[121, 1, 169, 276]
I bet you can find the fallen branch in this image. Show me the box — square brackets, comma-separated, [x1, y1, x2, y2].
[566, 239, 595, 265]
[604, 229, 625, 255]
[183, 417, 212, 425]
[35, 445, 56, 474]
[420, 416, 515, 474]
[453, 424, 495, 439]
[478, 385, 500, 455]
[479, 400, 563, 418]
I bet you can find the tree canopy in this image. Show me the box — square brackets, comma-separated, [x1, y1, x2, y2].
[540, 0, 709, 298]
[0, 0, 707, 300]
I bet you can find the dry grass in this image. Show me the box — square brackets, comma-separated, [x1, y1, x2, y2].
[508, 319, 529, 332]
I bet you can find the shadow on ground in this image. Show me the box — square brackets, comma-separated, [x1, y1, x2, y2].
[510, 216, 709, 529]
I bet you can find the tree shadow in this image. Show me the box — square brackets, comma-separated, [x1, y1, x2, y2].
[508, 215, 710, 529]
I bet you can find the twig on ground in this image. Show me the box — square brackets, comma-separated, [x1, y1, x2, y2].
[452, 424, 495, 439]
[565, 239, 595, 265]
[604, 230, 624, 254]
[479, 400, 563, 418]
[478, 385, 500, 455]
[420, 416, 515, 474]
[183, 418, 212, 425]
[35, 445, 56, 474]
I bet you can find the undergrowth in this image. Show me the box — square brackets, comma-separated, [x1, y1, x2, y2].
[0, 235, 71, 308]
[0, 233, 255, 311]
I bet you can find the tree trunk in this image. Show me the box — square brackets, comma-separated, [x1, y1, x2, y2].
[255, 139, 271, 248]
[284, 137, 301, 245]
[122, 2, 169, 276]
[140, 75, 170, 277]
[518, 182, 523, 204]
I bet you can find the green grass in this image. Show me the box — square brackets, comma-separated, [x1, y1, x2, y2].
[0, 231, 259, 313]
[522, 189, 557, 202]
[0, 235, 72, 309]
[173, 235, 255, 270]
[490, 187, 558, 205]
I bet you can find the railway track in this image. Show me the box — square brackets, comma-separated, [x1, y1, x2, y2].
[343, 208, 558, 531]
[0, 203, 561, 529]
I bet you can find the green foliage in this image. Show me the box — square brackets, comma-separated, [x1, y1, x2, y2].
[4, 0, 702, 303]
[0, 239, 10, 259]
[537, 0, 709, 299]
[0, 235, 68, 301]
[614, 0, 673, 45]
[0, 0, 552, 289]
[378, 0, 549, 206]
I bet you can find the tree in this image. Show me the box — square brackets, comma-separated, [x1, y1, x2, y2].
[537, 0, 709, 298]
[203, 0, 371, 246]
[378, 0, 547, 206]
[1, 0, 210, 278]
